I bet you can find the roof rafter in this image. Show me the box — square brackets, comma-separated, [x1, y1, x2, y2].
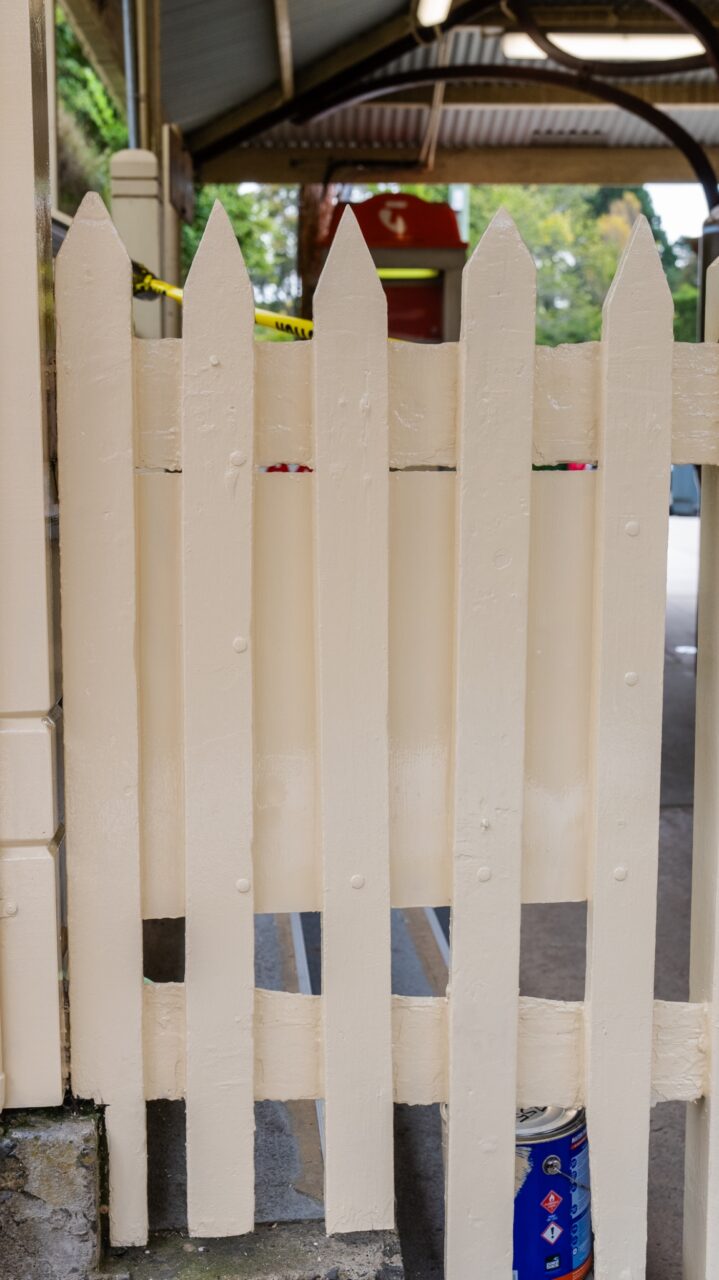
[187, 5, 423, 158]
[273, 0, 295, 101]
[199, 142, 719, 186]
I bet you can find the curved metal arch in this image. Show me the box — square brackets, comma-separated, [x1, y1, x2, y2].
[503, 0, 719, 79]
[295, 63, 719, 208]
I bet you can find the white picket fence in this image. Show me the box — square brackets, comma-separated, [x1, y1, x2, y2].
[50, 191, 719, 1278]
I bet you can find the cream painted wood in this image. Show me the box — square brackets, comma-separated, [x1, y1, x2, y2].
[0, 0, 55, 716]
[137, 472, 184, 919]
[142, 468, 594, 917]
[253, 990, 323, 1102]
[56, 195, 147, 1246]
[0, 845, 63, 1107]
[142, 986, 707, 1112]
[389, 472, 454, 908]
[651, 1000, 708, 1107]
[0, 716, 58, 844]
[254, 474, 317, 913]
[135, 333, 719, 473]
[584, 217, 672, 1280]
[134, 338, 182, 471]
[312, 209, 394, 1234]
[111, 150, 162, 339]
[181, 202, 255, 1238]
[255, 341, 312, 467]
[445, 210, 535, 1280]
[683, 256, 719, 1280]
[143, 982, 186, 1101]
[524, 469, 594, 903]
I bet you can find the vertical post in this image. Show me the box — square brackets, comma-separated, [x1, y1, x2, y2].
[161, 123, 183, 338]
[56, 195, 147, 1245]
[683, 256, 719, 1278]
[698, 205, 719, 340]
[182, 202, 256, 1236]
[0, 0, 54, 717]
[444, 209, 535, 1280]
[298, 183, 337, 321]
[111, 148, 162, 338]
[0, 0, 61, 1112]
[313, 209, 394, 1232]
[45, 0, 57, 209]
[584, 217, 672, 1279]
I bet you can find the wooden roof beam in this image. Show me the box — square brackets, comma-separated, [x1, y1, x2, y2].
[198, 142, 719, 186]
[273, 0, 295, 101]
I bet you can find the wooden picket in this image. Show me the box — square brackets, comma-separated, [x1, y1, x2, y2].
[49, 194, 719, 1279]
[312, 210, 394, 1232]
[56, 194, 147, 1246]
[445, 209, 535, 1277]
[684, 256, 719, 1280]
[584, 218, 673, 1279]
[181, 202, 256, 1236]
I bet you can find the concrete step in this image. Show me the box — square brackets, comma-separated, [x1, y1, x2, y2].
[103, 1222, 404, 1280]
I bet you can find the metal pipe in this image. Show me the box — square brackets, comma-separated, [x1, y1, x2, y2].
[503, 0, 719, 81]
[135, 0, 151, 151]
[121, 0, 139, 149]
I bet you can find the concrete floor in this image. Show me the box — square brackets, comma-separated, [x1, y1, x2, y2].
[393, 515, 700, 1280]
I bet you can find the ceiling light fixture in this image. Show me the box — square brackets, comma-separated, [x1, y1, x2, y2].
[417, 0, 453, 28]
[501, 32, 704, 61]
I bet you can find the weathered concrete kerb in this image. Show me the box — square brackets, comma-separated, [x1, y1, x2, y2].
[104, 1222, 404, 1280]
[0, 1108, 100, 1279]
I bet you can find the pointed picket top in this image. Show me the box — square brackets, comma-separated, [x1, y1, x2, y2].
[602, 213, 673, 339]
[56, 190, 130, 298]
[462, 205, 535, 322]
[314, 205, 386, 324]
[183, 199, 254, 326]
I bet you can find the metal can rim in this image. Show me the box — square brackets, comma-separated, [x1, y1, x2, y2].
[515, 1105, 586, 1142]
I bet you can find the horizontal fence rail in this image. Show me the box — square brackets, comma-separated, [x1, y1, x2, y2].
[53, 193, 716, 1277]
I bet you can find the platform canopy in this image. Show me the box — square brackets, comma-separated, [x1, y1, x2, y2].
[63, 0, 719, 188]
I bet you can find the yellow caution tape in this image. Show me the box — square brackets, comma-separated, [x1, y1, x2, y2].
[131, 259, 313, 340]
[253, 308, 314, 340]
[132, 262, 440, 340]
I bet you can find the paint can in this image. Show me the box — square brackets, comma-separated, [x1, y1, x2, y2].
[514, 1106, 592, 1279]
[440, 1104, 593, 1278]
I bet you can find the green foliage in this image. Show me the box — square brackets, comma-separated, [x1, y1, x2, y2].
[56, 6, 126, 209]
[182, 184, 299, 333]
[370, 181, 699, 343]
[54, 17, 700, 343]
[673, 280, 700, 341]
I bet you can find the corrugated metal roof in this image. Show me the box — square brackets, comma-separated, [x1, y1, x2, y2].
[162, 0, 278, 130]
[162, 0, 408, 130]
[256, 102, 719, 151]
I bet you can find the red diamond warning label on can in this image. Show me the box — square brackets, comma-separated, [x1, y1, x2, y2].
[541, 1190, 563, 1214]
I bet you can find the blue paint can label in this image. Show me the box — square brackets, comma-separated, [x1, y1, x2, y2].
[513, 1107, 592, 1280]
